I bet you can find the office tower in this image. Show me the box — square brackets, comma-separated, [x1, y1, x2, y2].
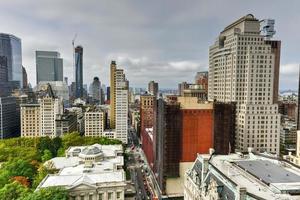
[85, 109, 104, 137]
[75, 46, 83, 98]
[0, 33, 23, 88]
[148, 80, 158, 97]
[21, 104, 40, 137]
[140, 94, 157, 169]
[208, 14, 280, 154]
[0, 97, 19, 138]
[90, 77, 101, 104]
[110, 61, 129, 143]
[36, 51, 63, 84]
[22, 66, 28, 89]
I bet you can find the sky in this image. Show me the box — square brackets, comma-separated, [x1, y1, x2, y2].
[1, 0, 300, 90]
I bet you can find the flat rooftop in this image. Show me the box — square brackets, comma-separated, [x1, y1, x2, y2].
[235, 160, 300, 184]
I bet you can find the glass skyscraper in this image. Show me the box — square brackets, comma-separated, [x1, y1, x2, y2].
[36, 51, 63, 84]
[0, 33, 23, 88]
[75, 46, 83, 98]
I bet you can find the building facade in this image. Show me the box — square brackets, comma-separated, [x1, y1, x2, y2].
[21, 104, 40, 137]
[36, 51, 63, 84]
[85, 110, 104, 137]
[0, 96, 19, 138]
[38, 144, 127, 200]
[208, 14, 280, 154]
[0, 33, 23, 88]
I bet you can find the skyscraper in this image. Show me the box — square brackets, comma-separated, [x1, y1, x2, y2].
[208, 14, 280, 154]
[90, 77, 101, 104]
[75, 46, 83, 98]
[22, 66, 28, 89]
[148, 80, 159, 97]
[36, 51, 63, 84]
[0, 33, 23, 88]
[110, 61, 128, 143]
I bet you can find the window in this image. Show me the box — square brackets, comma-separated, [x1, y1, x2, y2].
[80, 195, 84, 200]
[108, 192, 113, 200]
[117, 192, 121, 199]
[89, 194, 93, 200]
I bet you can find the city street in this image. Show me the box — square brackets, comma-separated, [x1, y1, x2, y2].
[126, 127, 151, 200]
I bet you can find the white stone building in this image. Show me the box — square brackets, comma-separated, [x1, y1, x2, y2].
[39, 144, 128, 200]
[185, 149, 300, 200]
[208, 14, 280, 154]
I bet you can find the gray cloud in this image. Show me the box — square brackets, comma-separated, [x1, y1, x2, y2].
[1, 0, 300, 89]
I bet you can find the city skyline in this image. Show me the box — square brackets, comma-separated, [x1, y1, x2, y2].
[1, 1, 300, 89]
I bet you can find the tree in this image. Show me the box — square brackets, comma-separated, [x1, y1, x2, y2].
[20, 187, 68, 200]
[0, 182, 29, 200]
[11, 176, 30, 187]
[1, 159, 37, 183]
[52, 137, 62, 157]
[41, 150, 53, 162]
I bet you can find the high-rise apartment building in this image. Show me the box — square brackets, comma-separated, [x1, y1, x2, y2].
[75, 46, 83, 98]
[208, 14, 280, 154]
[148, 81, 158, 97]
[36, 51, 63, 84]
[0, 96, 19, 138]
[85, 110, 104, 137]
[110, 61, 128, 143]
[0, 33, 23, 88]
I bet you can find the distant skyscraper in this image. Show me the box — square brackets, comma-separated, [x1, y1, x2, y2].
[22, 66, 28, 89]
[208, 14, 280, 154]
[0, 33, 23, 88]
[148, 81, 158, 97]
[36, 51, 63, 84]
[75, 46, 83, 98]
[90, 77, 101, 104]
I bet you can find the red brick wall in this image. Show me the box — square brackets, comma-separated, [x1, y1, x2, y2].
[180, 109, 213, 162]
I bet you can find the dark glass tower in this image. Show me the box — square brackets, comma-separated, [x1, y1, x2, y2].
[0, 33, 22, 88]
[75, 46, 83, 98]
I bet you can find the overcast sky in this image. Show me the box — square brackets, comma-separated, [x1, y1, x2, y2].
[1, 0, 300, 90]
